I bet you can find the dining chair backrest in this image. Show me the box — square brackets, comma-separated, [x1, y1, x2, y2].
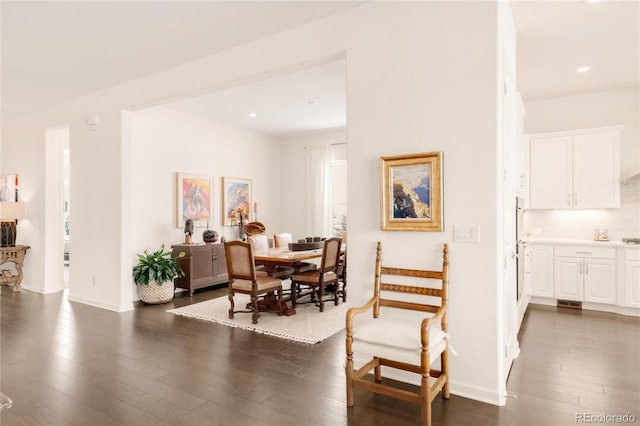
[320, 237, 342, 273]
[273, 233, 293, 248]
[248, 234, 269, 253]
[224, 241, 256, 280]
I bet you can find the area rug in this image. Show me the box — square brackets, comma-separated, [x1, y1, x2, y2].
[167, 295, 352, 344]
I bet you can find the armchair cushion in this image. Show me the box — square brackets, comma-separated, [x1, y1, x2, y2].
[353, 317, 447, 366]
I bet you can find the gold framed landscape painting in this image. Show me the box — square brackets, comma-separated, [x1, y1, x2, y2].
[380, 152, 443, 231]
[176, 173, 213, 228]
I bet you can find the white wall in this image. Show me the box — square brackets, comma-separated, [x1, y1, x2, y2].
[2, 2, 507, 405]
[130, 106, 282, 299]
[523, 87, 640, 239]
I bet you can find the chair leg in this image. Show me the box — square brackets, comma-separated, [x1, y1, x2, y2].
[421, 374, 431, 426]
[228, 291, 235, 319]
[251, 294, 259, 324]
[290, 281, 297, 307]
[346, 355, 354, 406]
[341, 280, 347, 302]
[318, 284, 325, 312]
[333, 281, 339, 306]
[374, 359, 382, 382]
[277, 288, 283, 316]
[442, 349, 450, 399]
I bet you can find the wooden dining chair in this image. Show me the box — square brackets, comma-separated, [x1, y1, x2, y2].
[290, 237, 342, 312]
[273, 232, 292, 248]
[337, 250, 347, 302]
[274, 232, 316, 274]
[248, 234, 269, 253]
[224, 241, 283, 324]
[250, 233, 298, 280]
[345, 242, 450, 426]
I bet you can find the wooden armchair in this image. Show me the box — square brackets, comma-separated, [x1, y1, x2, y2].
[346, 242, 450, 426]
[224, 241, 283, 324]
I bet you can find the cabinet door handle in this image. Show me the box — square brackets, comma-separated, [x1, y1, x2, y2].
[585, 262, 589, 275]
[579, 262, 582, 275]
[576, 251, 592, 255]
[212, 255, 218, 260]
[567, 193, 571, 205]
[574, 193, 578, 205]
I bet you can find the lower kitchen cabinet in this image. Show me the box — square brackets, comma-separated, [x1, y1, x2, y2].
[554, 257, 583, 301]
[584, 258, 616, 304]
[624, 248, 640, 308]
[527, 241, 638, 316]
[530, 244, 554, 298]
[172, 243, 228, 296]
[554, 245, 616, 304]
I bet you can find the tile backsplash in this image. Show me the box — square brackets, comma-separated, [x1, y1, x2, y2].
[524, 188, 640, 240]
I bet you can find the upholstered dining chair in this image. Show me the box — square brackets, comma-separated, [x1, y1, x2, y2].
[345, 242, 450, 426]
[273, 232, 292, 248]
[290, 237, 342, 312]
[274, 232, 316, 274]
[248, 234, 269, 254]
[224, 241, 283, 324]
[336, 251, 347, 303]
[250, 233, 295, 279]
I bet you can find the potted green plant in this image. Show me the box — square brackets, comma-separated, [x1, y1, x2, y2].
[132, 245, 185, 304]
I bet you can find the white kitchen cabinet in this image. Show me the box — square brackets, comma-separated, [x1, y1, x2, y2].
[554, 257, 583, 301]
[528, 126, 621, 209]
[530, 244, 554, 298]
[554, 245, 616, 304]
[624, 248, 640, 308]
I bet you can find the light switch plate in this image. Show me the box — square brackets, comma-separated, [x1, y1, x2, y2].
[454, 224, 480, 243]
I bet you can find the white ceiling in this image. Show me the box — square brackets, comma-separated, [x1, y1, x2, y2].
[2, 1, 638, 136]
[165, 59, 347, 136]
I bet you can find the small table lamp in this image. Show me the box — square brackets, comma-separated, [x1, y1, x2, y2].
[0, 202, 25, 247]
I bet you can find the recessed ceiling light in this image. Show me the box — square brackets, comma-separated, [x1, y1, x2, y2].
[584, 0, 601, 4]
[248, 113, 257, 118]
[576, 66, 590, 73]
[307, 100, 317, 105]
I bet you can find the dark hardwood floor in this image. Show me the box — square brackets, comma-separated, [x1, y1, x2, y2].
[2, 285, 639, 425]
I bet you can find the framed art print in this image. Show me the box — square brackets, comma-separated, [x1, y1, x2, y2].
[380, 152, 443, 231]
[176, 173, 213, 228]
[222, 177, 252, 226]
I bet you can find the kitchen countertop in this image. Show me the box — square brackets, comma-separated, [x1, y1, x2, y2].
[523, 238, 640, 248]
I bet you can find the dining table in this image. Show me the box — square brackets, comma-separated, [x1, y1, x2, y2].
[252, 247, 324, 315]
[253, 247, 323, 274]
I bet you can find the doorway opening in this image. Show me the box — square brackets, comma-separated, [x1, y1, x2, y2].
[44, 125, 70, 293]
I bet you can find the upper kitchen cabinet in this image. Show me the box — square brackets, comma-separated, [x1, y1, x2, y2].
[528, 126, 622, 209]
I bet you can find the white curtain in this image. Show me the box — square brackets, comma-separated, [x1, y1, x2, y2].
[306, 144, 332, 237]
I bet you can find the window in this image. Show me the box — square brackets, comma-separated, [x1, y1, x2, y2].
[331, 144, 347, 237]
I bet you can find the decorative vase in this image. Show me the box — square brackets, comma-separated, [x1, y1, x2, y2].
[203, 229, 218, 244]
[137, 279, 175, 304]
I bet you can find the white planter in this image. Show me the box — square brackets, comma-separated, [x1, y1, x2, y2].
[137, 279, 175, 304]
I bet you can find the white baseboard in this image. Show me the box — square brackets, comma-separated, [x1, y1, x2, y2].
[67, 293, 134, 312]
[450, 380, 506, 406]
